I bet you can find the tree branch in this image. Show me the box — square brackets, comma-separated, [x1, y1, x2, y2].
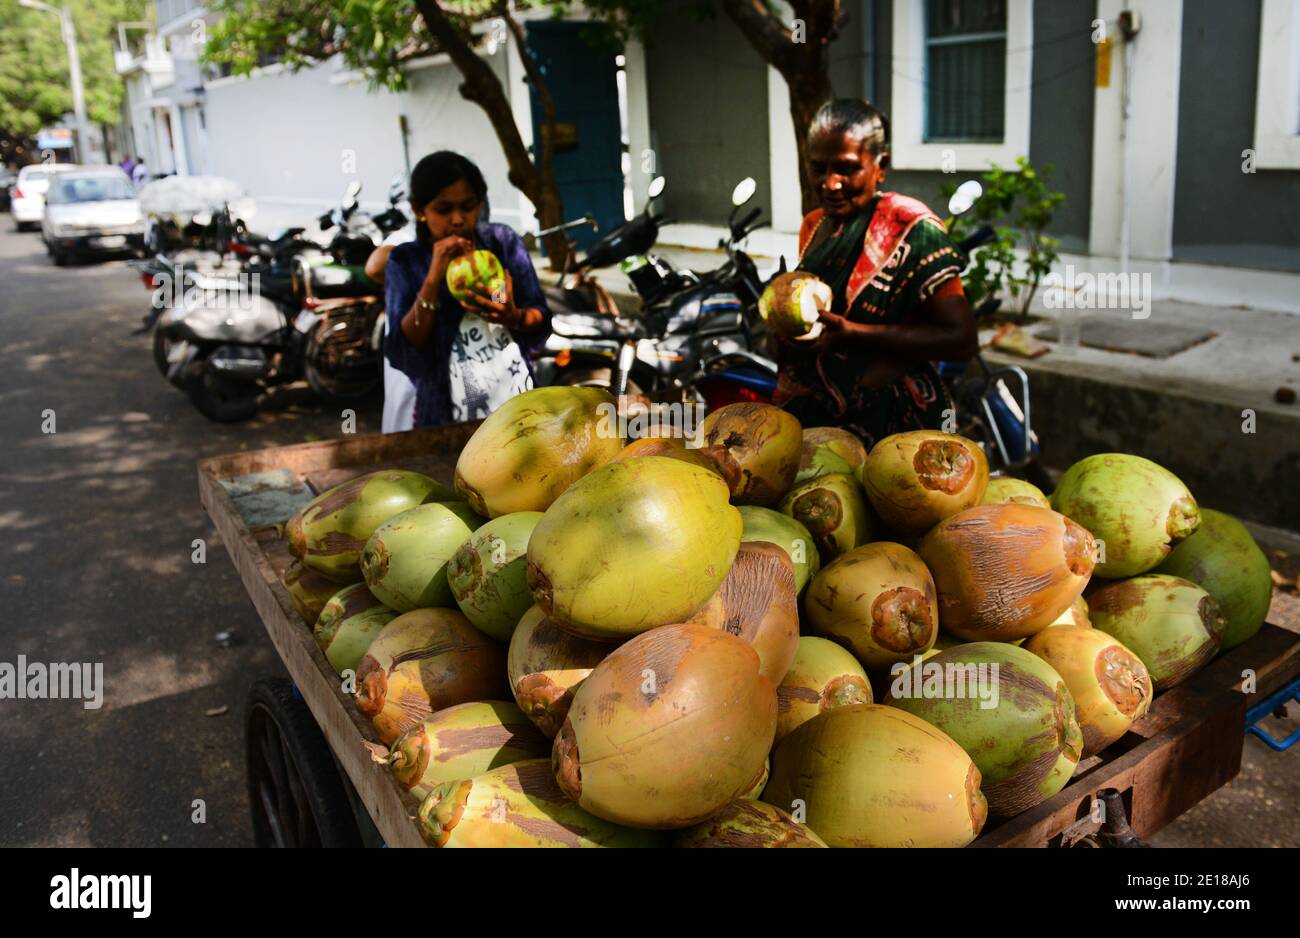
[719, 0, 795, 69]
[411, 0, 541, 202]
[497, 8, 555, 190]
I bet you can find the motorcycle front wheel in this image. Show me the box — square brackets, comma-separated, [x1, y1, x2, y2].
[188, 367, 260, 422]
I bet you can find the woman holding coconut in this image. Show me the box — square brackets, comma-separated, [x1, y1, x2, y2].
[772, 99, 978, 447]
[385, 151, 550, 427]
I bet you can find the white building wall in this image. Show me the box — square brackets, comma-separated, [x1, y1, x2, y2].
[202, 51, 522, 233]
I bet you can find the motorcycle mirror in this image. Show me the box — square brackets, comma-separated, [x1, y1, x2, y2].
[344, 179, 363, 207]
[947, 179, 983, 217]
[731, 177, 757, 208]
[647, 176, 666, 200]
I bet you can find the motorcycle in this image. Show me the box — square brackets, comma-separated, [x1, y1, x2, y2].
[533, 176, 777, 413]
[134, 180, 404, 421]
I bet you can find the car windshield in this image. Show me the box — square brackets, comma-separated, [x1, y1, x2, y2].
[22, 169, 51, 184]
[48, 176, 135, 204]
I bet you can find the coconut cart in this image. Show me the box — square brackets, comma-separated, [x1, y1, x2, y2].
[198, 425, 1300, 848]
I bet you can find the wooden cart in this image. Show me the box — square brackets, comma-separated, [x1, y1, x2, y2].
[198, 425, 1300, 848]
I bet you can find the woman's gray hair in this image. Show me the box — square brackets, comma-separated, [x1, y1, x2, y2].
[809, 99, 891, 160]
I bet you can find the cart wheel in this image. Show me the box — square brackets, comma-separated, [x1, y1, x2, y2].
[244, 678, 364, 848]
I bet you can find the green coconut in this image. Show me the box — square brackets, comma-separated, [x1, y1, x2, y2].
[794, 446, 853, 485]
[779, 472, 874, 562]
[526, 456, 741, 640]
[1154, 508, 1273, 650]
[886, 642, 1084, 818]
[418, 759, 662, 848]
[447, 511, 545, 641]
[286, 469, 458, 581]
[312, 583, 396, 675]
[737, 506, 821, 594]
[360, 503, 476, 612]
[387, 701, 550, 803]
[1050, 453, 1200, 578]
[1090, 574, 1228, 691]
[762, 704, 987, 848]
[673, 799, 828, 848]
[445, 249, 506, 306]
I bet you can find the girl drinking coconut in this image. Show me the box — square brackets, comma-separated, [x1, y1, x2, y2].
[385, 151, 550, 427]
[772, 99, 978, 447]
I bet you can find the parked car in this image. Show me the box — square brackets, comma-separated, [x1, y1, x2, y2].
[41, 167, 146, 265]
[10, 163, 77, 231]
[0, 168, 16, 212]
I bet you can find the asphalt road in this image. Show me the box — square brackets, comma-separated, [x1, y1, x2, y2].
[0, 224, 381, 846]
[0, 222, 1294, 848]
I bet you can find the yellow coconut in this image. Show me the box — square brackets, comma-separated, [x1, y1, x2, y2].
[981, 476, 1051, 509]
[418, 759, 662, 848]
[507, 605, 613, 739]
[803, 542, 939, 670]
[762, 704, 986, 848]
[454, 386, 624, 517]
[1024, 626, 1153, 756]
[859, 430, 989, 536]
[685, 541, 800, 684]
[775, 637, 872, 742]
[918, 504, 1095, 642]
[553, 623, 777, 829]
[700, 402, 803, 506]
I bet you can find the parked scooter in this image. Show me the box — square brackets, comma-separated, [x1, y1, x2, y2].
[134, 180, 404, 421]
[534, 176, 777, 412]
[936, 180, 1053, 487]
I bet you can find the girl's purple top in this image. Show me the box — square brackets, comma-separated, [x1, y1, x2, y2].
[384, 221, 550, 427]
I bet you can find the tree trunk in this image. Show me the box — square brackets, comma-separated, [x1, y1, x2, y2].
[784, 66, 835, 215]
[721, 0, 839, 216]
[412, 0, 569, 270]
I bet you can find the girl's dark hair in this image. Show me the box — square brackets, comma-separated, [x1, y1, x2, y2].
[809, 99, 891, 166]
[409, 151, 489, 247]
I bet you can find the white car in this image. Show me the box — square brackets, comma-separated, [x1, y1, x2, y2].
[41, 168, 146, 265]
[10, 163, 78, 231]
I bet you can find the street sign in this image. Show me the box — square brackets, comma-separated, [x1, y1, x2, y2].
[36, 128, 74, 150]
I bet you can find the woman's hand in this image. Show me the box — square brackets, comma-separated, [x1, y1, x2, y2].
[464, 270, 522, 329]
[427, 235, 473, 288]
[807, 308, 858, 354]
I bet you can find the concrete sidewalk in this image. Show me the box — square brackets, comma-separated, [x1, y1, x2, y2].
[982, 294, 1299, 530]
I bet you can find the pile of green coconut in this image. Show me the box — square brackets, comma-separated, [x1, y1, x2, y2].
[280, 385, 1273, 848]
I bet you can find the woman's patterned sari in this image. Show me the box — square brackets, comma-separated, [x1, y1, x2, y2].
[774, 191, 966, 448]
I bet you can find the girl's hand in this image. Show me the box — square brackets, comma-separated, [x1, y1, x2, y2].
[428, 235, 473, 286]
[465, 270, 521, 329]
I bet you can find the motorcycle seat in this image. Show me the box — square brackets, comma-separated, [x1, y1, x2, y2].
[551, 311, 643, 340]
